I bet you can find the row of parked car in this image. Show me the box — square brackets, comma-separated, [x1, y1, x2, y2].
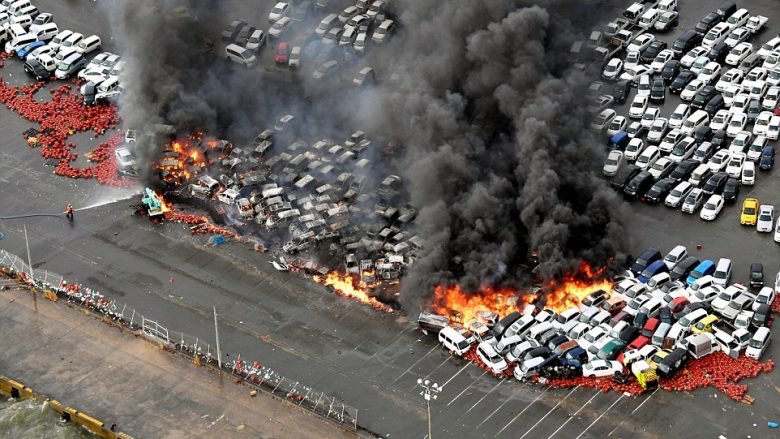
[433, 245, 774, 384]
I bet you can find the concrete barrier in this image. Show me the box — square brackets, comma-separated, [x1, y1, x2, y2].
[0, 375, 134, 439]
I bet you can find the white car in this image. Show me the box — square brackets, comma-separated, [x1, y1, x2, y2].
[603, 150, 624, 177]
[726, 42, 753, 66]
[763, 51, 780, 70]
[668, 104, 690, 129]
[724, 27, 751, 48]
[747, 15, 768, 34]
[659, 129, 683, 153]
[730, 94, 750, 115]
[606, 116, 627, 137]
[707, 150, 731, 172]
[748, 81, 769, 101]
[582, 360, 623, 378]
[763, 86, 780, 110]
[655, 11, 678, 32]
[625, 50, 641, 68]
[268, 2, 289, 22]
[627, 34, 655, 53]
[476, 342, 508, 374]
[700, 195, 724, 220]
[665, 181, 694, 208]
[747, 135, 768, 160]
[624, 138, 645, 161]
[647, 118, 669, 143]
[641, 107, 660, 128]
[768, 67, 780, 86]
[745, 327, 770, 360]
[622, 345, 659, 366]
[730, 132, 752, 154]
[774, 218, 780, 242]
[710, 109, 732, 131]
[758, 36, 780, 58]
[268, 16, 291, 38]
[637, 74, 652, 96]
[602, 58, 623, 80]
[629, 95, 649, 119]
[768, 116, 780, 140]
[715, 68, 744, 92]
[754, 112, 773, 136]
[757, 205, 774, 232]
[742, 161, 756, 185]
[649, 157, 673, 179]
[579, 326, 609, 351]
[727, 113, 747, 137]
[726, 152, 746, 178]
[591, 109, 616, 132]
[650, 50, 674, 73]
[680, 79, 704, 101]
[681, 46, 708, 68]
[722, 85, 741, 106]
[619, 64, 652, 84]
[746, 67, 768, 83]
[698, 62, 722, 84]
[690, 56, 710, 75]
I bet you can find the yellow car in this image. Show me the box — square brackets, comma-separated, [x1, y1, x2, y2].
[647, 349, 672, 369]
[691, 314, 719, 334]
[741, 198, 759, 225]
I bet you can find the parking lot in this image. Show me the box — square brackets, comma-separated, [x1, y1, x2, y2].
[0, 0, 778, 438]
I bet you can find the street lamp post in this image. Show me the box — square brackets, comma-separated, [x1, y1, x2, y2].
[417, 378, 441, 439]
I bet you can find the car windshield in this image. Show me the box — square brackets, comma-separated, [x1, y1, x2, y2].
[748, 338, 763, 349]
[759, 213, 771, 220]
[744, 207, 755, 214]
[606, 158, 619, 166]
[627, 143, 640, 152]
[704, 202, 716, 210]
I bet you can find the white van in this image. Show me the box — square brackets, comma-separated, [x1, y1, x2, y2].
[745, 327, 770, 359]
[638, 297, 663, 317]
[9, 12, 30, 27]
[712, 258, 732, 286]
[568, 322, 591, 340]
[553, 307, 581, 329]
[60, 32, 84, 51]
[438, 326, 473, 356]
[13, 3, 35, 17]
[528, 321, 553, 341]
[636, 145, 660, 170]
[678, 308, 708, 330]
[725, 8, 750, 30]
[638, 8, 660, 29]
[681, 110, 709, 135]
[225, 43, 257, 66]
[658, 0, 677, 11]
[7, 0, 30, 16]
[663, 322, 688, 349]
[34, 22, 57, 41]
[703, 22, 730, 49]
[623, 2, 647, 23]
[688, 163, 712, 187]
[49, 29, 72, 52]
[76, 35, 101, 54]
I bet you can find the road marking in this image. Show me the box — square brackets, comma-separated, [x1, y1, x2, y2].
[495, 385, 552, 436]
[575, 394, 626, 439]
[631, 388, 658, 414]
[465, 380, 504, 414]
[440, 362, 471, 388]
[516, 386, 580, 439]
[478, 386, 523, 427]
[546, 389, 601, 439]
[414, 356, 452, 387]
[392, 344, 439, 383]
[607, 388, 659, 437]
[445, 371, 487, 408]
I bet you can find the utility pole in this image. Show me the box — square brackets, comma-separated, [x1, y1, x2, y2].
[417, 379, 441, 439]
[213, 306, 222, 368]
[23, 224, 37, 310]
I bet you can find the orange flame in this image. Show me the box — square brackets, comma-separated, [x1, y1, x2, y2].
[431, 262, 613, 324]
[314, 271, 394, 313]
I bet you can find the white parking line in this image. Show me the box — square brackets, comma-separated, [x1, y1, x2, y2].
[418, 357, 453, 384]
[546, 389, 601, 439]
[517, 386, 580, 439]
[630, 388, 658, 415]
[606, 388, 659, 437]
[494, 385, 552, 437]
[445, 371, 487, 408]
[465, 380, 504, 414]
[392, 344, 439, 383]
[478, 387, 521, 427]
[441, 362, 472, 388]
[575, 394, 625, 439]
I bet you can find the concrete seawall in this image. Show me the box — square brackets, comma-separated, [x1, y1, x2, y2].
[0, 286, 357, 439]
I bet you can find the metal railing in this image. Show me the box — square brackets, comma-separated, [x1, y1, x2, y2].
[0, 249, 363, 434]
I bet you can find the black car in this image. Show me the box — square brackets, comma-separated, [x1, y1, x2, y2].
[624, 171, 655, 200]
[670, 256, 700, 281]
[670, 159, 698, 181]
[657, 347, 690, 379]
[234, 25, 256, 46]
[704, 95, 725, 116]
[492, 311, 522, 339]
[722, 177, 740, 202]
[695, 12, 723, 36]
[23, 59, 49, 81]
[661, 60, 681, 83]
[708, 41, 730, 63]
[669, 70, 694, 93]
[691, 85, 717, 110]
[749, 263, 764, 288]
[680, 301, 712, 318]
[672, 29, 702, 57]
[644, 178, 676, 203]
[746, 100, 761, 124]
[650, 77, 666, 102]
[642, 41, 668, 64]
[612, 80, 631, 104]
[752, 303, 771, 327]
[702, 171, 729, 195]
[659, 306, 673, 325]
[611, 164, 641, 191]
[631, 248, 662, 275]
[693, 125, 712, 144]
[619, 325, 641, 343]
[711, 129, 728, 149]
[222, 20, 247, 43]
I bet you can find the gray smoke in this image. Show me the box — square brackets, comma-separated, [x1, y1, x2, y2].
[352, 0, 627, 310]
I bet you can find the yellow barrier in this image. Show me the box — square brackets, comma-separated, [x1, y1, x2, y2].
[0, 375, 134, 439]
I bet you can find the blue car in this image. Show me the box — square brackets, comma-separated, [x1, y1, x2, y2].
[759, 146, 775, 171]
[560, 347, 588, 368]
[630, 248, 662, 275]
[638, 260, 668, 283]
[686, 260, 715, 285]
[17, 41, 46, 60]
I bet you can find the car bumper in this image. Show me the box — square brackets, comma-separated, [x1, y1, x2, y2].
[700, 213, 717, 220]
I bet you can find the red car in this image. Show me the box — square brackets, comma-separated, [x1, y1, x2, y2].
[641, 318, 660, 338]
[274, 42, 290, 64]
[669, 296, 690, 314]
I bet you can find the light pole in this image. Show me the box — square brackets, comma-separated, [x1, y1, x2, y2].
[417, 378, 441, 439]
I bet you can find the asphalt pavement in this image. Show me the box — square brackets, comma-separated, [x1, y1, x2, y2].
[0, 0, 778, 438]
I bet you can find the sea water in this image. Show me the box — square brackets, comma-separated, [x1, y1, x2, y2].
[0, 398, 93, 438]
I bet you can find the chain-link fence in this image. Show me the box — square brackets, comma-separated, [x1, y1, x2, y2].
[0, 249, 364, 434]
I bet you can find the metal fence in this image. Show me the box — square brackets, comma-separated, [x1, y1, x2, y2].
[0, 249, 362, 434]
